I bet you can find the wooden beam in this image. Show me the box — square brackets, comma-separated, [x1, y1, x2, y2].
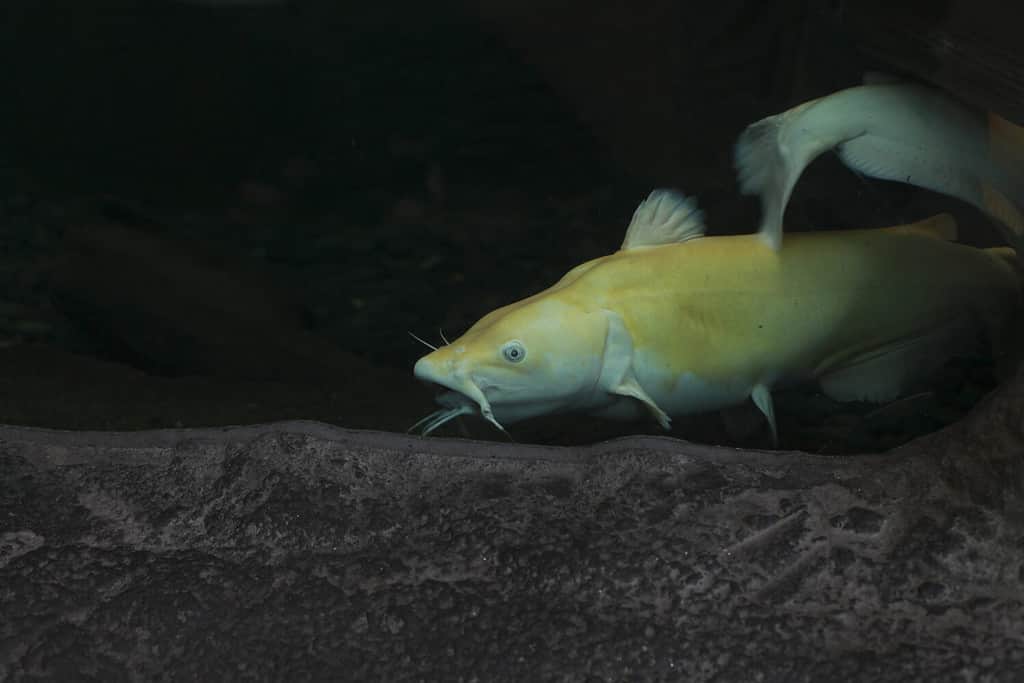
[842, 0, 1024, 124]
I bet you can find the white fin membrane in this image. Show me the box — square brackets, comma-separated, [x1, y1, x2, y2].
[621, 189, 706, 250]
[734, 82, 1024, 254]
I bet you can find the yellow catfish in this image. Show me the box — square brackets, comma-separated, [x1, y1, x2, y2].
[734, 80, 1024, 252]
[412, 190, 1021, 443]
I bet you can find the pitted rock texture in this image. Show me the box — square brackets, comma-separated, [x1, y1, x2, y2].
[2, 372, 1024, 681]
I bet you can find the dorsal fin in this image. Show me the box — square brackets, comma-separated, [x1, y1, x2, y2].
[886, 213, 958, 241]
[620, 189, 706, 250]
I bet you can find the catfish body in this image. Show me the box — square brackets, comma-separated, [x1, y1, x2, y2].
[412, 191, 1021, 442]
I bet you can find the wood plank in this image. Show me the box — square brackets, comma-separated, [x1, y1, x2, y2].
[842, 0, 1024, 124]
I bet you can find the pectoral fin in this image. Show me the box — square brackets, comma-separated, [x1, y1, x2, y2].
[750, 384, 778, 447]
[599, 310, 672, 429]
[612, 377, 671, 429]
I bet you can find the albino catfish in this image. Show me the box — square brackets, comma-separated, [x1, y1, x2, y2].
[412, 190, 1021, 444]
[734, 79, 1024, 252]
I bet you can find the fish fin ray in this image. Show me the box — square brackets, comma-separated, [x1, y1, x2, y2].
[612, 377, 672, 429]
[835, 88, 1024, 255]
[838, 135, 983, 208]
[733, 100, 835, 251]
[598, 309, 672, 429]
[735, 82, 1024, 254]
[620, 189, 706, 250]
[750, 384, 778, 448]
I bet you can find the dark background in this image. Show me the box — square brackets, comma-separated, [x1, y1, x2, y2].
[0, 0, 1019, 452]
[4, 5, 1024, 679]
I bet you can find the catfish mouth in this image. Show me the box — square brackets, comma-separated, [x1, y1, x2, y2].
[412, 356, 507, 435]
[410, 388, 512, 436]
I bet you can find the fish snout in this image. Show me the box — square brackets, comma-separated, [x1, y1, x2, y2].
[413, 355, 435, 382]
[414, 352, 467, 392]
[414, 354, 451, 384]
[413, 352, 499, 427]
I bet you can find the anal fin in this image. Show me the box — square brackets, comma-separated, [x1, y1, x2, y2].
[819, 324, 976, 404]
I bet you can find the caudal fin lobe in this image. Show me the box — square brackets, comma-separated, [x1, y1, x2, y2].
[733, 99, 828, 251]
[734, 82, 1024, 256]
[733, 115, 788, 251]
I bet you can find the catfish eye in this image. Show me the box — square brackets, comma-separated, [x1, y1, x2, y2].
[501, 340, 526, 363]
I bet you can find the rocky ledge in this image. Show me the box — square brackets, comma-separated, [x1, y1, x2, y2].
[2, 370, 1023, 682]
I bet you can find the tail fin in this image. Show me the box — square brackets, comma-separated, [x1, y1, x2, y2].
[734, 82, 1024, 258]
[733, 100, 825, 251]
[733, 114, 789, 251]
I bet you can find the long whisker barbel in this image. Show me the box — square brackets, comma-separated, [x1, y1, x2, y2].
[408, 404, 475, 435]
[408, 331, 438, 351]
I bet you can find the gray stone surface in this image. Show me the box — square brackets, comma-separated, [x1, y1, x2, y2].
[2, 372, 1024, 681]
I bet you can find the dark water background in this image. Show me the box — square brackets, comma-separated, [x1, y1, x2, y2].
[0, 0, 1008, 452]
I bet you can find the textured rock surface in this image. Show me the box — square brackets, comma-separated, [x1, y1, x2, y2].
[2, 371, 1024, 681]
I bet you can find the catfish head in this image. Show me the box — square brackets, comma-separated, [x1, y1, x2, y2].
[411, 295, 610, 435]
